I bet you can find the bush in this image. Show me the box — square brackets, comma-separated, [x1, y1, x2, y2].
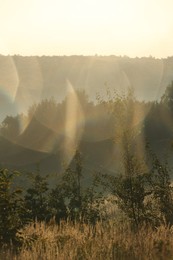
[0, 169, 25, 244]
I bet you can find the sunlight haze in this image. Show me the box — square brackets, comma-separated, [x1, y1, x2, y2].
[0, 0, 173, 57]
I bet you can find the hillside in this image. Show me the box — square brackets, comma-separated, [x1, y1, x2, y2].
[1, 55, 173, 176]
[1, 55, 173, 120]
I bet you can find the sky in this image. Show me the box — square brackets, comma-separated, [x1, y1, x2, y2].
[0, 0, 173, 57]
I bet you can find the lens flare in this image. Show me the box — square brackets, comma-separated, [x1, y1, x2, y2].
[0, 56, 19, 123]
[63, 79, 84, 164]
[0, 56, 19, 102]
[14, 56, 44, 122]
[0, 55, 171, 170]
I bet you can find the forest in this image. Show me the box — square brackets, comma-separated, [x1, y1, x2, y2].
[1, 81, 173, 259]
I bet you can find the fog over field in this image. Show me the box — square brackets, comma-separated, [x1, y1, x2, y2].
[1, 55, 173, 121]
[0, 55, 173, 176]
[0, 0, 173, 177]
[2, 2, 173, 258]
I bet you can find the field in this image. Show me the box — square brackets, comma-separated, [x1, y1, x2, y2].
[1, 220, 173, 260]
[1, 75, 173, 260]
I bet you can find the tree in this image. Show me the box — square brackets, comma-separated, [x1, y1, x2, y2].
[161, 81, 173, 111]
[48, 184, 67, 223]
[0, 115, 20, 141]
[146, 146, 173, 225]
[49, 150, 101, 224]
[59, 150, 83, 220]
[24, 171, 49, 222]
[97, 89, 151, 228]
[0, 169, 24, 244]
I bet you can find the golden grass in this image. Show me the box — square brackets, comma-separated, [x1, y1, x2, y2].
[1, 220, 173, 260]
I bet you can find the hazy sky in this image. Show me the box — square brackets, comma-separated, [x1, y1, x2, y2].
[0, 0, 173, 57]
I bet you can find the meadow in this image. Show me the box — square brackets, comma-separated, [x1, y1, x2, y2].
[1, 220, 173, 260]
[1, 85, 173, 259]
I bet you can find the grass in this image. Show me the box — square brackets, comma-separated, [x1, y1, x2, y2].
[1, 219, 173, 260]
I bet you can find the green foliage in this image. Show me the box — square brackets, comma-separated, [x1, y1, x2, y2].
[0, 148, 173, 246]
[48, 184, 67, 222]
[49, 151, 102, 224]
[2, 82, 173, 247]
[0, 169, 25, 244]
[24, 172, 49, 222]
[146, 146, 173, 225]
[114, 174, 147, 227]
[161, 81, 173, 111]
[98, 170, 150, 228]
[79, 174, 103, 224]
[0, 115, 20, 141]
[97, 88, 173, 228]
[98, 145, 173, 228]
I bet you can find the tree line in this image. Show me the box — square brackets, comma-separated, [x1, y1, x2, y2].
[0, 146, 173, 246]
[1, 82, 173, 246]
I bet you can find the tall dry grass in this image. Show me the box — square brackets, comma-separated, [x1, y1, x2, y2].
[1, 219, 173, 260]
